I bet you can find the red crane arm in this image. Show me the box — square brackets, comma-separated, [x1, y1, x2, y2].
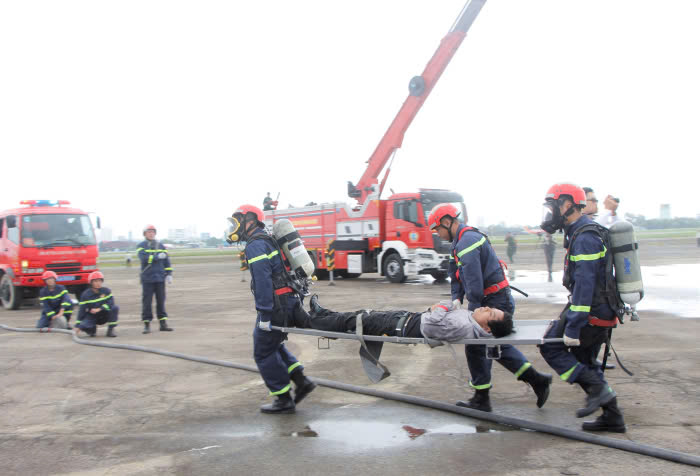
[348, 0, 487, 204]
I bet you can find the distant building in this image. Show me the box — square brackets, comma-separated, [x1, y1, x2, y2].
[660, 204, 671, 219]
[200, 232, 211, 240]
[168, 228, 186, 241]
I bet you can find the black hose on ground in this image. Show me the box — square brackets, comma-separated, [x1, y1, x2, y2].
[2, 324, 699, 468]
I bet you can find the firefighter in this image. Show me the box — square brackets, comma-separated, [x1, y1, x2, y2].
[137, 224, 173, 334]
[36, 271, 74, 329]
[228, 204, 316, 414]
[427, 204, 552, 412]
[538, 183, 625, 432]
[75, 271, 119, 337]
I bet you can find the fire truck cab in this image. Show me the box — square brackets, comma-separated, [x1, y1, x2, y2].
[0, 200, 100, 310]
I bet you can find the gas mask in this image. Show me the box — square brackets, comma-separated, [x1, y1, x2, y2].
[226, 215, 244, 244]
[541, 198, 575, 234]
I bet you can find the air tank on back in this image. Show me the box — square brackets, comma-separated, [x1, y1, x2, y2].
[272, 219, 315, 278]
[608, 220, 643, 305]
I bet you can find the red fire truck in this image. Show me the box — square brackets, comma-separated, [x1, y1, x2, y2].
[264, 1, 484, 283]
[0, 200, 100, 309]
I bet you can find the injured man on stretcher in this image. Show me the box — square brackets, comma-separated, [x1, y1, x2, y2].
[292, 295, 514, 341]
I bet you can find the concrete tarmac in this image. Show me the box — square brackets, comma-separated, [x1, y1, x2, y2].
[1, 237, 699, 475]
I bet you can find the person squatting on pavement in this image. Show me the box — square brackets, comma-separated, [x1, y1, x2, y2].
[538, 183, 626, 433]
[228, 204, 316, 414]
[427, 204, 552, 412]
[137, 224, 173, 334]
[75, 271, 119, 338]
[36, 271, 74, 329]
[306, 295, 514, 341]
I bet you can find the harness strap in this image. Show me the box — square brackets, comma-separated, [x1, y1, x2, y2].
[589, 316, 619, 327]
[275, 287, 293, 295]
[483, 278, 509, 296]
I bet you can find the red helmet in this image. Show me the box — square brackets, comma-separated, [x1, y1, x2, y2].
[41, 271, 58, 281]
[427, 203, 461, 231]
[143, 224, 157, 234]
[88, 271, 104, 282]
[545, 183, 586, 206]
[233, 204, 265, 223]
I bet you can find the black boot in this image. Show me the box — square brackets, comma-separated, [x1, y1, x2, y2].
[106, 326, 117, 338]
[582, 397, 626, 433]
[456, 388, 492, 412]
[309, 294, 328, 316]
[159, 319, 173, 331]
[142, 321, 151, 334]
[575, 368, 616, 418]
[518, 366, 553, 408]
[260, 391, 295, 414]
[291, 369, 317, 404]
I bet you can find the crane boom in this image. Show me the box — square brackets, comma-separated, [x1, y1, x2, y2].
[347, 0, 487, 205]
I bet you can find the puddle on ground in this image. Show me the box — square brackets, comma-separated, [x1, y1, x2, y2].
[282, 420, 502, 447]
[410, 263, 699, 319]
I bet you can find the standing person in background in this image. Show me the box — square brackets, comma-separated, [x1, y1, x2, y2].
[137, 224, 174, 334]
[543, 233, 556, 282]
[505, 232, 517, 264]
[596, 196, 621, 228]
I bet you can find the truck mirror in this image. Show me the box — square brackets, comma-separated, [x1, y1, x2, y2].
[6, 216, 16, 228]
[96, 217, 101, 229]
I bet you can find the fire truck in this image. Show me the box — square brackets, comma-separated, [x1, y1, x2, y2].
[0, 200, 100, 309]
[264, 0, 484, 283]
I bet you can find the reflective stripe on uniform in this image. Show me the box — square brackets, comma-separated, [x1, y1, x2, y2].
[40, 290, 68, 300]
[142, 249, 168, 253]
[469, 381, 492, 390]
[148, 255, 153, 264]
[269, 383, 291, 396]
[561, 363, 579, 381]
[514, 362, 532, 379]
[79, 294, 113, 305]
[456, 236, 486, 265]
[102, 304, 111, 311]
[288, 362, 301, 374]
[569, 246, 607, 262]
[570, 305, 591, 312]
[164, 267, 173, 271]
[247, 250, 279, 264]
[46, 311, 56, 317]
[61, 302, 72, 307]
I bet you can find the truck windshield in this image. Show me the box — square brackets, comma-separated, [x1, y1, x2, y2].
[20, 214, 96, 247]
[421, 196, 467, 225]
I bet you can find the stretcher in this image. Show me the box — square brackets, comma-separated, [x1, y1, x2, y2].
[272, 319, 563, 383]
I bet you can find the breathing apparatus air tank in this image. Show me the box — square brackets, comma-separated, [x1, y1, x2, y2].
[272, 219, 315, 278]
[608, 220, 643, 305]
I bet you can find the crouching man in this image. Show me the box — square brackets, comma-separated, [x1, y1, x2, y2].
[75, 271, 119, 338]
[36, 271, 75, 329]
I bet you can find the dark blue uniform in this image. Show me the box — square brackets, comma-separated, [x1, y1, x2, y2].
[540, 215, 615, 384]
[245, 228, 304, 396]
[450, 224, 531, 389]
[36, 285, 74, 328]
[76, 287, 119, 335]
[137, 240, 173, 323]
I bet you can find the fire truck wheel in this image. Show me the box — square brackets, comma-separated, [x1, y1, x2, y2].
[309, 252, 329, 280]
[430, 271, 448, 282]
[0, 274, 23, 310]
[383, 253, 406, 283]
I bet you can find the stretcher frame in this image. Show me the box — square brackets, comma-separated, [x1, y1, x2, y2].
[272, 319, 561, 346]
[271, 320, 563, 383]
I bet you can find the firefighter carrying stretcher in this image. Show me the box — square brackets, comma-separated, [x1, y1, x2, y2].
[228, 204, 316, 414]
[427, 204, 552, 412]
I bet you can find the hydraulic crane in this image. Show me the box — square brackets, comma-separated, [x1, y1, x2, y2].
[347, 0, 487, 206]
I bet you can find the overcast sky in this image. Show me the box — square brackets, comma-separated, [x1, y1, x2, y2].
[2, 0, 698, 238]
